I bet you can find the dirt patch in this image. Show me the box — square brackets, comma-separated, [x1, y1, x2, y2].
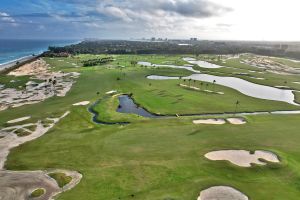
[205, 150, 280, 167]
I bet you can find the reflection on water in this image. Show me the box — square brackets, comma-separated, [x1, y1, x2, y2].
[117, 95, 159, 118]
[138, 61, 201, 73]
[183, 57, 224, 69]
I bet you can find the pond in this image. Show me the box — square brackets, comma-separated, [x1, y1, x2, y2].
[137, 61, 201, 73]
[117, 95, 160, 118]
[88, 95, 300, 125]
[147, 75, 297, 105]
[183, 57, 224, 69]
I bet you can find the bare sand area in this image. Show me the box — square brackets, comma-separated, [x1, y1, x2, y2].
[0, 111, 70, 169]
[193, 119, 226, 125]
[205, 150, 280, 167]
[180, 84, 224, 95]
[0, 111, 82, 200]
[197, 186, 248, 200]
[241, 56, 300, 75]
[7, 116, 31, 124]
[0, 170, 81, 200]
[0, 59, 80, 111]
[227, 118, 246, 125]
[73, 101, 90, 106]
[193, 118, 246, 125]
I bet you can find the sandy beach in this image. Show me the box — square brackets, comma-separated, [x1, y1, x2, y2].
[0, 55, 37, 73]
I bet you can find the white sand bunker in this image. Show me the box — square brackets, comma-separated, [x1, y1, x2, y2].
[0, 111, 70, 169]
[0, 111, 82, 200]
[0, 59, 80, 111]
[7, 116, 31, 124]
[193, 119, 226, 125]
[106, 90, 117, 95]
[227, 118, 246, 125]
[0, 170, 82, 200]
[198, 186, 248, 200]
[205, 150, 280, 167]
[73, 101, 90, 106]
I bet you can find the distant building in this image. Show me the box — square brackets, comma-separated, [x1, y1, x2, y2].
[190, 38, 198, 41]
[151, 37, 156, 41]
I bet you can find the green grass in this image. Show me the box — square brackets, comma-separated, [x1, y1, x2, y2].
[0, 75, 32, 90]
[294, 91, 300, 104]
[2, 54, 300, 200]
[30, 188, 45, 198]
[49, 172, 72, 188]
[14, 129, 31, 137]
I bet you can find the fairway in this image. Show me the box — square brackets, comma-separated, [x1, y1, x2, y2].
[1, 54, 300, 200]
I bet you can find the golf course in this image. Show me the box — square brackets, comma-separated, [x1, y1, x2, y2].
[1, 54, 300, 200]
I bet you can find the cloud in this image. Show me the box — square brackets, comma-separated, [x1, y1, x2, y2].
[0, 12, 16, 22]
[0, 12, 18, 26]
[99, 5, 132, 22]
[0, 0, 233, 39]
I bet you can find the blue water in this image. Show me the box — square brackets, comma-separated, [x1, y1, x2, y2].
[0, 39, 79, 65]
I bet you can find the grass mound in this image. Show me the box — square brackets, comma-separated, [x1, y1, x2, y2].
[48, 172, 72, 188]
[30, 188, 45, 198]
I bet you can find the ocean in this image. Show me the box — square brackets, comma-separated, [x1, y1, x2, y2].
[0, 39, 79, 66]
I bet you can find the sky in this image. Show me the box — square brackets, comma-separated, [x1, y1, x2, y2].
[0, 0, 300, 41]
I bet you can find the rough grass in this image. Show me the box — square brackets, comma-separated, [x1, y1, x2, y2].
[14, 129, 31, 137]
[294, 91, 300, 104]
[30, 188, 45, 198]
[48, 172, 72, 188]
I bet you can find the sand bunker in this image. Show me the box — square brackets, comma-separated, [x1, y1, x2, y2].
[0, 111, 82, 200]
[7, 116, 31, 124]
[106, 90, 117, 95]
[0, 170, 82, 200]
[73, 101, 90, 106]
[0, 111, 70, 169]
[198, 186, 248, 200]
[193, 119, 226, 125]
[205, 150, 280, 167]
[0, 59, 80, 111]
[227, 118, 246, 125]
[241, 56, 300, 75]
[180, 84, 224, 95]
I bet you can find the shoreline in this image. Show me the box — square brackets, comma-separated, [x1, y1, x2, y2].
[0, 54, 40, 74]
[0, 39, 81, 73]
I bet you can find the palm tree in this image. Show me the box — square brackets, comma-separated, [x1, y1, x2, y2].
[206, 83, 209, 90]
[97, 92, 100, 96]
[193, 80, 196, 87]
[235, 100, 240, 114]
[188, 79, 192, 87]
